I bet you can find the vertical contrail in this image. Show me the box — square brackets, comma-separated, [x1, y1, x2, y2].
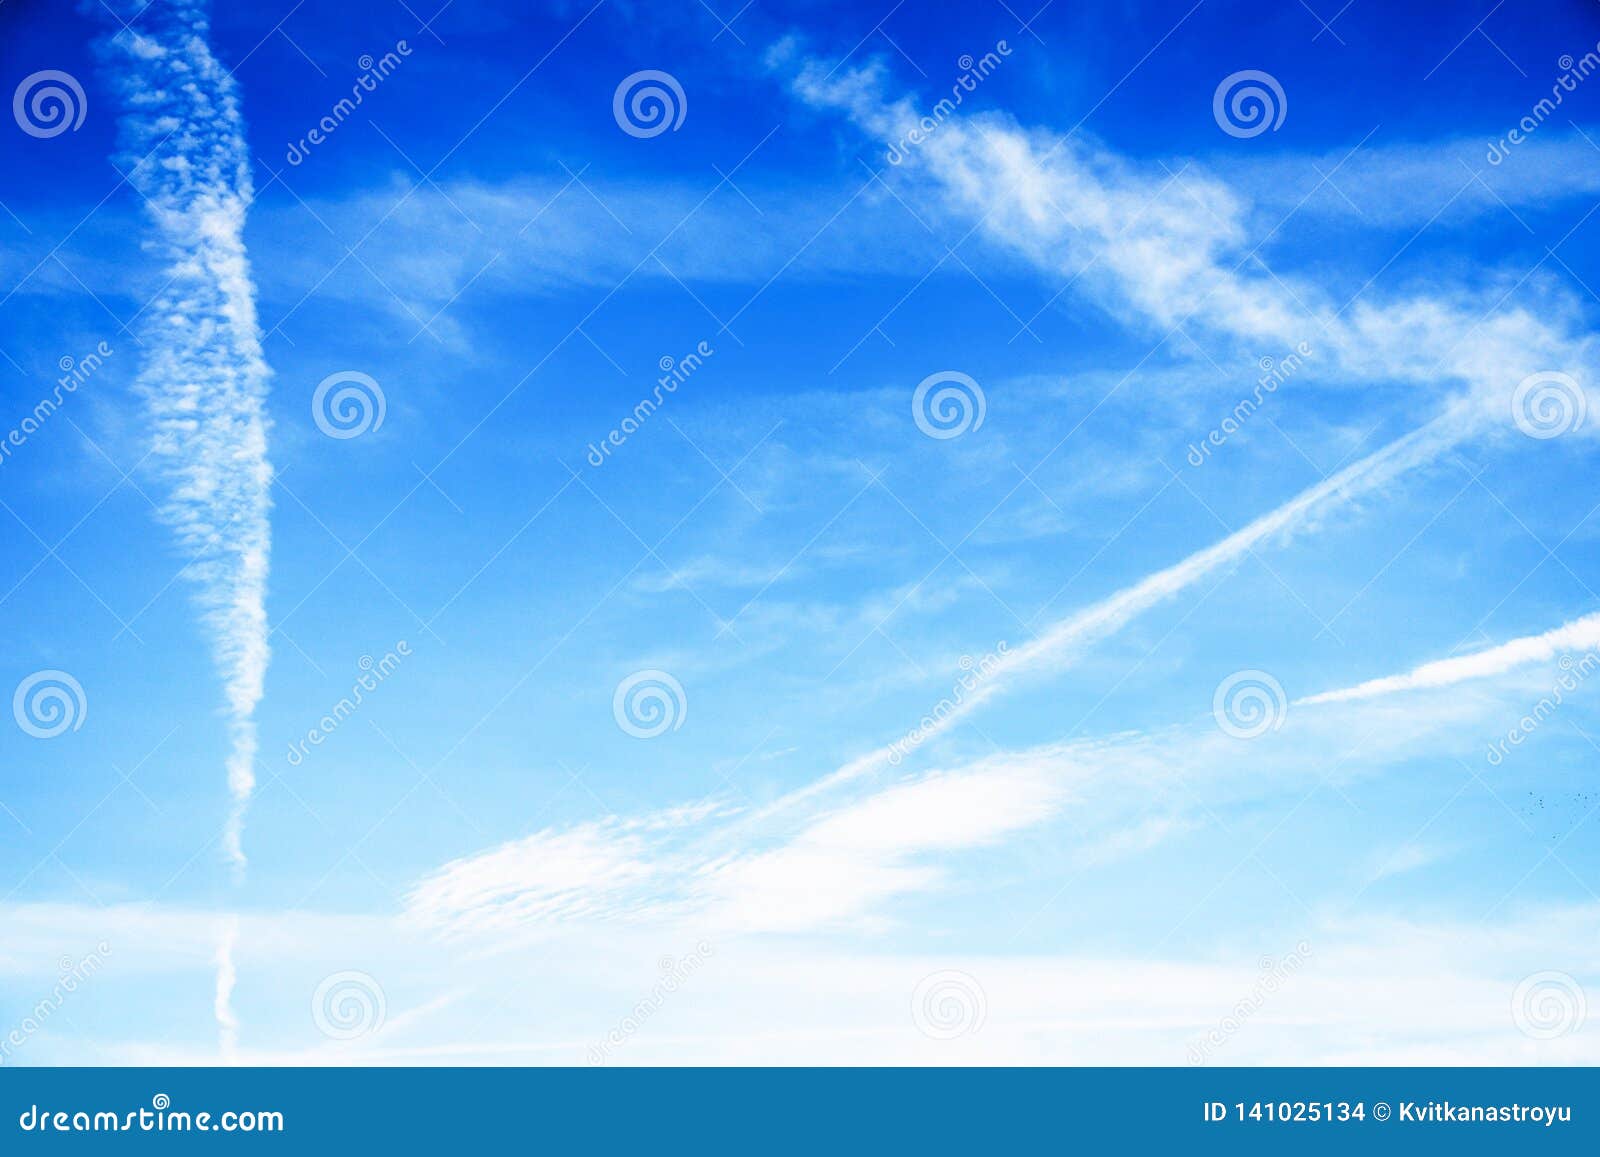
[106, 0, 272, 871]
[214, 914, 241, 1061]
[105, 0, 268, 1060]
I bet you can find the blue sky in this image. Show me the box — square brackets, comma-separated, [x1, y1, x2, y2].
[2, 0, 1600, 1064]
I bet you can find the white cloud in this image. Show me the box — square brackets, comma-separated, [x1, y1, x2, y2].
[696, 756, 1074, 932]
[402, 761, 1071, 938]
[405, 804, 726, 938]
[400, 674, 1540, 941]
[9, 898, 1600, 1065]
[784, 57, 1596, 424]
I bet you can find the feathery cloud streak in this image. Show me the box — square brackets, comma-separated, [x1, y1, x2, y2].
[783, 53, 1595, 418]
[409, 50, 1600, 935]
[752, 52, 1593, 807]
[403, 662, 1542, 938]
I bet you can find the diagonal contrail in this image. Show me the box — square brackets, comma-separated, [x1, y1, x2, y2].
[1301, 608, 1600, 705]
[752, 410, 1473, 818]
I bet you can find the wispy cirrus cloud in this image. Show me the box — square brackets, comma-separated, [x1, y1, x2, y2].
[405, 802, 728, 937]
[741, 50, 1595, 811]
[402, 752, 1080, 937]
[400, 664, 1550, 939]
[403, 47, 1600, 945]
[779, 51, 1596, 421]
